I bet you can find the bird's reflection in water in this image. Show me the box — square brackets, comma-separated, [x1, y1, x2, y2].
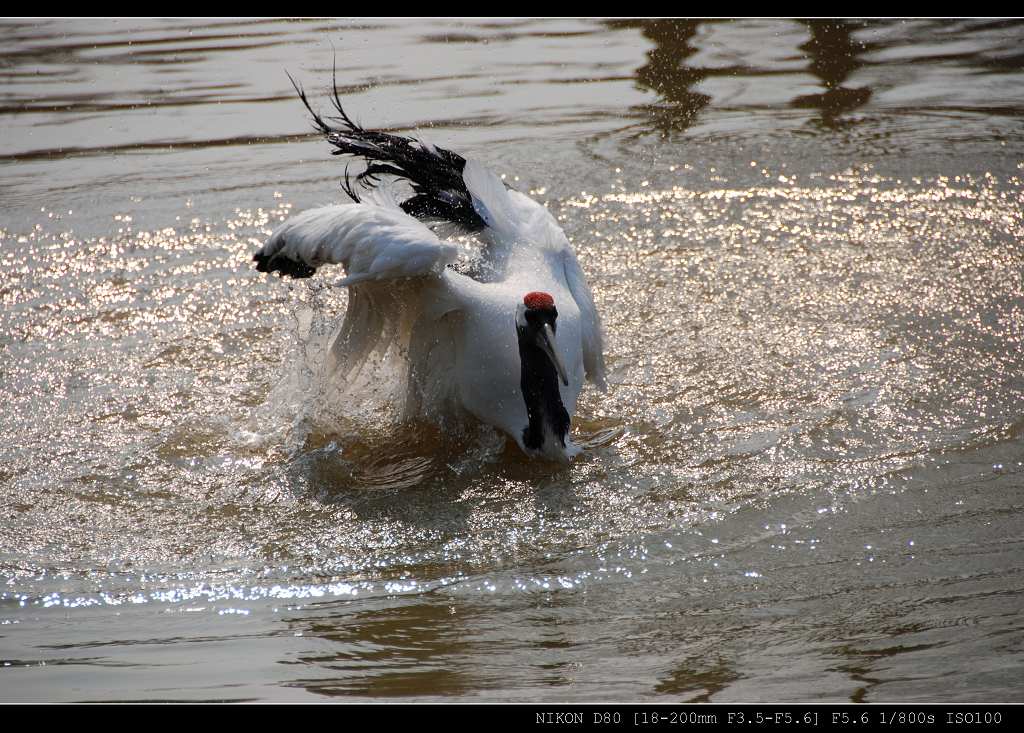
[792, 19, 873, 127]
[608, 19, 712, 136]
[609, 18, 876, 135]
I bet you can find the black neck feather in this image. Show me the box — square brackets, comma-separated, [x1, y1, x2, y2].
[517, 324, 570, 452]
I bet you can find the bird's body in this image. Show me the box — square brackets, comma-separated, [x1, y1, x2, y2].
[255, 83, 606, 461]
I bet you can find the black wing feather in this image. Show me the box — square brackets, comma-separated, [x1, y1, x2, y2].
[288, 73, 487, 233]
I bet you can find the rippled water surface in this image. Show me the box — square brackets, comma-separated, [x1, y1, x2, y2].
[2, 18, 1023, 702]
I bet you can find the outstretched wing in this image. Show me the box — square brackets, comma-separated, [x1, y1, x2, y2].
[254, 203, 458, 285]
[255, 202, 464, 410]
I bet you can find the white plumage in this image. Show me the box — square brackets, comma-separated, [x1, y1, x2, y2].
[263, 202, 458, 287]
[255, 88, 606, 461]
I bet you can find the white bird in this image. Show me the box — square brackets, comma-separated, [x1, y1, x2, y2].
[254, 82, 607, 461]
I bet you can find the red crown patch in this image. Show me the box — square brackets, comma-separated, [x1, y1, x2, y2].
[523, 291, 555, 310]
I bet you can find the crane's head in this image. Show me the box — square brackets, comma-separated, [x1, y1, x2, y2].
[515, 292, 568, 387]
[514, 291, 573, 460]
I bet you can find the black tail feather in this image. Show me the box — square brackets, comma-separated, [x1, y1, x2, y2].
[289, 72, 487, 233]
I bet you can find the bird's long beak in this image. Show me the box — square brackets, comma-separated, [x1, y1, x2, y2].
[538, 322, 569, 386]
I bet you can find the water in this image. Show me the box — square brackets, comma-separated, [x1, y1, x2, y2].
[2, 18, 1023, 702]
